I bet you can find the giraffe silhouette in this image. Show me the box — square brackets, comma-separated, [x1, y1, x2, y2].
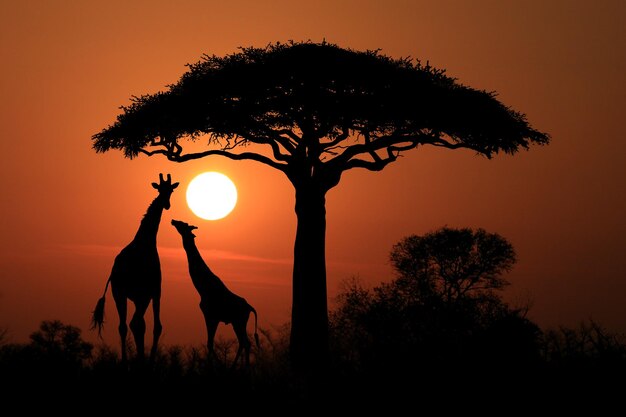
[91, 173, 179, 363]
[171, 219, 259, 367]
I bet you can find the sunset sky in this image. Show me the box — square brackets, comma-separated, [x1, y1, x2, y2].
[1, 0, 624, 347]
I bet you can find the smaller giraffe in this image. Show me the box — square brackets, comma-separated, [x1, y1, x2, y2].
[171, 219, 259, 367]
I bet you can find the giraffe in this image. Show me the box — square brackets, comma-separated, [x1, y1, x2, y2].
[171, 219, 259, 367]
[91, 173, 179, 363]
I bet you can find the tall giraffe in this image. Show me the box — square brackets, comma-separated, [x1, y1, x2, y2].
[91, 173, 179, 363]
[171, 219, 259, 367]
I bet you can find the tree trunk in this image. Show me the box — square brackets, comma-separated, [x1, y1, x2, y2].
[290, 182, 329, 372]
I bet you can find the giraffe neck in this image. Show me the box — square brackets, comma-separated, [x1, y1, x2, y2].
[134, 196, 165, 245]
[181, 237, 227, 293]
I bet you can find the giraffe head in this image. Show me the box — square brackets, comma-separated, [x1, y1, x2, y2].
[171, 219, 198, 238]
[152, 173, 179, 210]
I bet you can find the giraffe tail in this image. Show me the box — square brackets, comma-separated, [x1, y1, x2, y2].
[90, 276, 111, 338]
[250, 305, 260, 349]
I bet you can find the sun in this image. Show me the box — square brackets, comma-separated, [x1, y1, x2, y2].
[186, 172, 238, 220]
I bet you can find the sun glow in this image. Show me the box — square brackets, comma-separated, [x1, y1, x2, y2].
[186, 172, 237, 220]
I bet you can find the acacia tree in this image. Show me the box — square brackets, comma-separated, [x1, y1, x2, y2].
[93, 41, 549, 370]
[390, 227, 516, 306]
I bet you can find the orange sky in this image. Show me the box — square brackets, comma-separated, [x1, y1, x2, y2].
[1, 0, 624, 347]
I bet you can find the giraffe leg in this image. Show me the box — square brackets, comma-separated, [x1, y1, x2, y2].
[204, 318, 219, 365]
[113, 294, 128, 364]
[130, 299, 149, 362]
[232, 318, 251, 369]
[149, 296, 163, 363]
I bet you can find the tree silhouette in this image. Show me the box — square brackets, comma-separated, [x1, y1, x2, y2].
[92, 41, 549, 371]
[331, 227, 541, 375]
[389, 227, 516, 306]
[0, 320, 94, 385]
[29, 320, 93, 365]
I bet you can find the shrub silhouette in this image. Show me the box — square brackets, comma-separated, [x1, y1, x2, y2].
[330, 227, 542, 376]
[0, 320, 93, 400]
[0, 316, 624, 409]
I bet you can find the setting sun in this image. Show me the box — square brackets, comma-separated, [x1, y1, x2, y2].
[186, 172, 237, 220]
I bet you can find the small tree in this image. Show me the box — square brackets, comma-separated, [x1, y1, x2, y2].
[92, 41, 549, 370]
[331, 227, 539, 372]
[0, 320, 93, 390]
[389, 227, 516, 306]
[29, 320, 93, 366]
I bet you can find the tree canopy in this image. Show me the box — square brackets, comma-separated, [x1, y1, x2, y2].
[390, 227, 516, 305]
[93, 41, 549, 180]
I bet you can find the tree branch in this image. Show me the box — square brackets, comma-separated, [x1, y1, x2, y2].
[327, 133, 419, 169]
[320, 123, 351, 150]
[246, 134, 292, 162]
[342, 156, 396, 172]
[275, 129, 301, 149]
[364, 131, 383, 164]
[338, 134, 424, 172]
[328, 131, 487, 171]
[139, 147, 288, 171]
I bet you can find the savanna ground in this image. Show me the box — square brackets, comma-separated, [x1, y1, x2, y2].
[1, 303, 625, 413]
